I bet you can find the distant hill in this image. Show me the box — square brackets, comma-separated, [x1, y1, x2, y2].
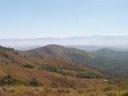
[66, 45, 101, 51]
[24, 44, 128, 78]
[91, 48, 128, 77]
[24, 44, 92, 65]
[67, 45, 128, 52]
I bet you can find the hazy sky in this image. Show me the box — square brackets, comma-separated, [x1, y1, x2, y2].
[0, 0, 128, 39]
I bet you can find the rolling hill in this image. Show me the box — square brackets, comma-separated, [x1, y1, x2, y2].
[0, 45, 106, 88]
[1, 43, 128, 96]
[90, 48, 128, 77]
[24, 44, 128, 78]
[24, 44, 92, 65]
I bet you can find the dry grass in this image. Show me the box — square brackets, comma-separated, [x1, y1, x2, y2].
[0, 85, 127, 96]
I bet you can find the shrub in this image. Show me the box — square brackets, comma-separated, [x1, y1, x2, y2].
[77, 71, 95, 79]
[28, 78, 40, 87]
[22, 64, 34, 69]
[0, 75, 25, 85]
[43, 65, 61, 73]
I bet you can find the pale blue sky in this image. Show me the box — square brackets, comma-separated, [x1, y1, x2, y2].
[0, 0, 128, 39]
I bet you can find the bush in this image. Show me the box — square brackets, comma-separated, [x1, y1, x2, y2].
[23, 64, 34, 69]
[43, 65, 61, 73]
[0, 75, 25, 85]
[28, 78, 40, 86]
[77, 71, 95, 79]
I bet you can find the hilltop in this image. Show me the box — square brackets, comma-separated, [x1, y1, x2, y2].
[24, 44, 92, 65]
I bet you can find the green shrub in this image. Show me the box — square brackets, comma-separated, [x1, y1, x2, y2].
[0, 75, 25, 85]
[77, 71, 95, 79]
[28, 78, 40, 86]
[43, 65, 62, 73]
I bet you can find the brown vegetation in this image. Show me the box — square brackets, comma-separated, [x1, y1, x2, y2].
[0, 45, 128, 96]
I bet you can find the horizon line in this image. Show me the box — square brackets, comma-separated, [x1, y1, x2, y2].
[0, 35, 128, 40]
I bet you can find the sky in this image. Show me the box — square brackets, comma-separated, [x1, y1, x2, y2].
[0, 0, 128, 39]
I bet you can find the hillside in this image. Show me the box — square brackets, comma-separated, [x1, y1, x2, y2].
[90, 48, 128, 77]
[24, 44, 128, 78]
[1, 45, 128, 95]
[0, 45, 106, 88]
[24, 44, 92, 65]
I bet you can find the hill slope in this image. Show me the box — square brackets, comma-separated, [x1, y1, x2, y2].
[25, 44, 92, 65]
[90, 48, 128, 77]
[0, 45, 105, 88]
[25, 45, 128, 78]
